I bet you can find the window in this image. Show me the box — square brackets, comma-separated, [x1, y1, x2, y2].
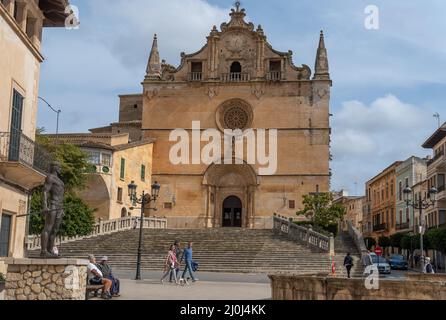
[141, 164, 146, 182]
[440, 210, 446, 226]
[269, 60, 281, 72]
[87, 151, 100, 165]
[120, 158, 126, 180]
[230, 61, 242, 73]
[399, 210, 403, 225]
[191, 62, 203, 73]
[0, 214, 12, 257]
[406, 208, 410, 223]
[399, 181, 402, 201]
[164, 203, 173, 209]
[101, 153, 111, 167]
[438, 174, 445, 192]
[289, 200, 295, 209]
[117, 188, 123, 203]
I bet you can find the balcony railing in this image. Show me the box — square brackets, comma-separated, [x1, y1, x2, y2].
[188, 72, 203, 81]
[266, 71, 282, 81]
[428, 151, 445, 166]
[220, 73, 251, 82]
[373, 223, 387, 232]
[0, 132, 52, 174]
[396, 222, 410, 230]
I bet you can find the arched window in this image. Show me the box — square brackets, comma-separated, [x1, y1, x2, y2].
[121, 208, 127, 218]
[230, 61, 242, 73]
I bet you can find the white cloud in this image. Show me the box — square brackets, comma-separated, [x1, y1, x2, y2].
[331, 94, 437, 193]
[89, 0, 229, 69]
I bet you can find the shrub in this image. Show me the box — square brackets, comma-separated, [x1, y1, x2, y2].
[378, 236, 391, 248]
[364, 237, 376, 250]
[0, 273, 5, 283]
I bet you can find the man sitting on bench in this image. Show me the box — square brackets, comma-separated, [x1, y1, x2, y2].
[87, 254, 112, 300]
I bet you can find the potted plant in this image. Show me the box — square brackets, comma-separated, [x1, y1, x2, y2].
[0, 273, 5, 293]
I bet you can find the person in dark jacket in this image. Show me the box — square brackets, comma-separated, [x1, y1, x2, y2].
[344, 253, 354, 278]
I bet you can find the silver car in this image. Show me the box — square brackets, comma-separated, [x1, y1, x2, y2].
[370, 253, 391, 274]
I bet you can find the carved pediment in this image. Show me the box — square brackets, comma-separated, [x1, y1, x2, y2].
[221, 8, 255, 33]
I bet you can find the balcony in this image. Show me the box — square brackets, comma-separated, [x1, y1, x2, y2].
[427, 150, 445, 166]
[396, 222, 410, 230]
[266, 71, 282, 81]
[188, 72, 203, 82]
[373, 223, 387, 232]
[220, 73, 251, 83]
[0, 132, 52, 190]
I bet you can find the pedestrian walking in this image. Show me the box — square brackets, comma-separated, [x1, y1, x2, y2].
[361, 250, 373, 276]
[180, 242, 198, 283]
[344, 253, 354, 278]
[424, 257, 435, 274]
[161, 245, 179, 284]
[170, 240, 183, 283]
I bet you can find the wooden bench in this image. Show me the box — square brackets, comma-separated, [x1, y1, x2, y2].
[85, 283, 104, 300]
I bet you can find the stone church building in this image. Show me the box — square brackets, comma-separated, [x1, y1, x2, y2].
[92, 5, 331, 229]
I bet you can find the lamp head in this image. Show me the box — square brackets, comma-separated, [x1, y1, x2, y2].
[151, 181, 161, 199]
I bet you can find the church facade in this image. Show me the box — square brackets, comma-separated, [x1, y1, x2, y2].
[97, 5, 332, 229]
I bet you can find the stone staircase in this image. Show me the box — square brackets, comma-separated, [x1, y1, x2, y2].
[30, 228, 363, 277]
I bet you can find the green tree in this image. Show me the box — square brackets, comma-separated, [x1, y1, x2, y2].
[296, 193, 345, 236]
[426, 228, 446, 253]
[364, 237, 376, 250]
[390, 232, 407, 249]
[30, 129, 95, 237]
[30, 192, 95, 237]
[378, 236, 391, 249]
[36, 130, 90, 192]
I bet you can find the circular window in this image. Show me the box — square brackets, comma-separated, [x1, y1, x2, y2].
[224, 106, 249, 130]
[216, 99, 253, 132]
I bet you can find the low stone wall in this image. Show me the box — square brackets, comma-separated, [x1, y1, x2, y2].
[269, 273, 446, 300]
[4, 258, 88, 300]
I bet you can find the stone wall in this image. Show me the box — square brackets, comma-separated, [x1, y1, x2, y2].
[4, 258, 88, 301]
[269, 274, 446, 300]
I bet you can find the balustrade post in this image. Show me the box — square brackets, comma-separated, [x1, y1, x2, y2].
[329, 234, 335, 256]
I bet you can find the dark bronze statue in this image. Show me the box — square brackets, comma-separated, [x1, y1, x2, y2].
[40, 161, 65, 258]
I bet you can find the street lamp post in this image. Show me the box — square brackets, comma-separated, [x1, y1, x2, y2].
[403, 186, 438, 273]
[128, 180, 161, 280]
[38, 97, 61, 142]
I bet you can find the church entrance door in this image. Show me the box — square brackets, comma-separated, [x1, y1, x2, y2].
[222, 196, 242, 228]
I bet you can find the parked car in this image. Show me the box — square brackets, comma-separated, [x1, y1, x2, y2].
[388, 254, 408, 270]
[370, 253, 391, 274]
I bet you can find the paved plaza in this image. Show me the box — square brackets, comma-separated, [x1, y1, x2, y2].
[111, 270, 271, 300]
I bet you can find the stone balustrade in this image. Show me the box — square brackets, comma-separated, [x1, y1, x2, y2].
[346, 220, 367, 254]
[269, 273, 446, 300]
[27, 216, 167, 251]
[273, 215, 333, 253]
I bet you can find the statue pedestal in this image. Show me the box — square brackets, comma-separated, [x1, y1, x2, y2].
[3, 258, 89, 300]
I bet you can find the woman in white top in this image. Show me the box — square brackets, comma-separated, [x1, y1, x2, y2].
[160, 245, 179, 284]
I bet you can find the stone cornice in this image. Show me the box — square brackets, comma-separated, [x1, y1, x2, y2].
[0, 4, 44, 63]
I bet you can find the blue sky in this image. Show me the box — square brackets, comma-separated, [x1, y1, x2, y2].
[36, 0, 446, 194]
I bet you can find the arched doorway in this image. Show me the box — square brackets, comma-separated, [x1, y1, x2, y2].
[230, 61, 242, 73]
[121, 207, 127, 218]
[222, 196, 242, 228]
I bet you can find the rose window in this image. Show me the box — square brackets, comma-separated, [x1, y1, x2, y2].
[223, 106, 249, 130]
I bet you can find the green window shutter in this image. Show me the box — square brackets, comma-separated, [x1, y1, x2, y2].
[141, 165, 146, 181]
[120, 158, 125, 180]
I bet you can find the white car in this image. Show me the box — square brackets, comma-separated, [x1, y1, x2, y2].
[370, 253, 391, 274]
